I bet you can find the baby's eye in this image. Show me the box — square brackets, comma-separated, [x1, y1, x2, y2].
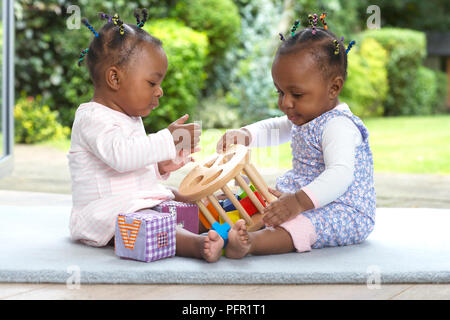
[276, 90, 284, 96]
[292, 93, 303, 98]
[148, 81, 156, 87]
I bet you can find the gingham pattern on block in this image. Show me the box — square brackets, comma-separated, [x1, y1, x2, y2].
[115, 209, 176, 262]
[146, 210, 176, 261]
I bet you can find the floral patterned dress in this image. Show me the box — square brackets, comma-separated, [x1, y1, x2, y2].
[276, 109, 376, 249]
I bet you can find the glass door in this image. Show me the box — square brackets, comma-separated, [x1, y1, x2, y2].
[0, 0, 14, 178]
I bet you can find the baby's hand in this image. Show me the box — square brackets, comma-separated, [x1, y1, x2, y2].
[168, 114, 201, 155]
[262, 188, 303, 227]
[158, 149, 194, 175]
[216, 129, 251, 153]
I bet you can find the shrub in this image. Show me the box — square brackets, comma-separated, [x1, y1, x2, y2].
[14, 94, 70, 144]
[414, 67, 449, 115]
[340, 38, 388, 117]
[172, 0, 241, 92]
[143, 19, 208, 132]
[14, 0, 182, 129]
[196, 96, 241, 129]
[360, 28, 426, 116]
[434, 70, 449, 114]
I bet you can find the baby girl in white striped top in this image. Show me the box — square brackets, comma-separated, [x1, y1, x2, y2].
[68, 11, 225, 262]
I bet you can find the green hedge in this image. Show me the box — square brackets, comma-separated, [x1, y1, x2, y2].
[341, 38, 388, 117]
[172, 0, 241, 92]
[143, 19, 208, 132]
[14, 93, 70, 144]
[360, 28, 431, 116]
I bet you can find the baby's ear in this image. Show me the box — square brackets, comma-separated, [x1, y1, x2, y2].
[328, 75, 344, 99]
[105, 66, 121, 91]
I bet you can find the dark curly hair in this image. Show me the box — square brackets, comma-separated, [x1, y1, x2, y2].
[277, 27, 348, 82]
[79, 12, 162, 86]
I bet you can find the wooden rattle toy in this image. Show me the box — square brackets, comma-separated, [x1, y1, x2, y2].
[178, 145, 277, 235]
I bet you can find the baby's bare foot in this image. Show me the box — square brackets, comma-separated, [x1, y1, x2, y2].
[202, 230, 224, 263]
[225, 219, 251, 259]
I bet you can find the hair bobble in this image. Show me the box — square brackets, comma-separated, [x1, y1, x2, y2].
[81, 18, 98, 37]
[112, 13, 125, 35]
[279, 33, 286, 41]
[320, 13, 327, 30]
[134, 8, 149, 28]
[77, 48, 89, 67]
[333, 40, 339, 55]
[98, 12, 112, 23]
[312, 14, 318, 34]
[290, 20, 300, 37]
[346, 40, 355, 54]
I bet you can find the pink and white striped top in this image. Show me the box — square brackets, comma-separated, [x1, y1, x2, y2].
[68, 101, 176, 247]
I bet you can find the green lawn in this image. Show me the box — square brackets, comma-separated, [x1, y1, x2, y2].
[41, 115, 450, 174]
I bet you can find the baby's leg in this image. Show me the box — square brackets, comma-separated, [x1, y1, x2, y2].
[225, 219, 295, 259]
[175, 226, 223, 263]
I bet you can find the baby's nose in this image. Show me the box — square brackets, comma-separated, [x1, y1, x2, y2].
[156, 86, 164, 98]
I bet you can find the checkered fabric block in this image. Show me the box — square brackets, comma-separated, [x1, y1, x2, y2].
[115, 209, 176, 262]
[153, 200, 199, 234]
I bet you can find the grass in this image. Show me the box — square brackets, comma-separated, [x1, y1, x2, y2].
[39, 115, 450, 175]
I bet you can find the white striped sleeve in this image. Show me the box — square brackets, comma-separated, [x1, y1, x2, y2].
[81, 117, 176, 173]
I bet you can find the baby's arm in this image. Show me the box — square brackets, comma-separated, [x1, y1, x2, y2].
[300, 116, 362, 208]
[217, 116, 292, 152]
[81, 117, 176, 173]
[243, 115, 292, 148]
[263, 116, 362, 226]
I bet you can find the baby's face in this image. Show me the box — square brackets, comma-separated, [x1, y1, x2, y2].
[118, 42, 168, 117]
[272, 51, 337, 126]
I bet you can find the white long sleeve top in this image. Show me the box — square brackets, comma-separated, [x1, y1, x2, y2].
[68, 101, 176, 246]
[243, 103, 362, 208]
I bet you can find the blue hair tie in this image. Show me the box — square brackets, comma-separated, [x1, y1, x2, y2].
[346, 40, 355, 54]
[81, 18, 98, 37]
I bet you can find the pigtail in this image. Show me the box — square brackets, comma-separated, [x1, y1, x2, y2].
[98, 12, 112, 23]
[333, 40, 339, 55]
[77, 48, 89, 67]
[135, 8, 149, 28]
[81, 18, 99, 37]
[112, 13, 125, 35]
[346, 40, 355, 54]
[290, 20, 300, 37]
[320, 13, 327, 30]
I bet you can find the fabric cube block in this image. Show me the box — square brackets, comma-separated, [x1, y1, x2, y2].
[154, 200, 199, 234]
[115, 209, 176, 262]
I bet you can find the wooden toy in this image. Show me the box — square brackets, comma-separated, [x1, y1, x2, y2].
[179, 144, 277, 233]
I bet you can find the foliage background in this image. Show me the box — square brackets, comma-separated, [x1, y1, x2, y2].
[13, 0, 449, 143]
